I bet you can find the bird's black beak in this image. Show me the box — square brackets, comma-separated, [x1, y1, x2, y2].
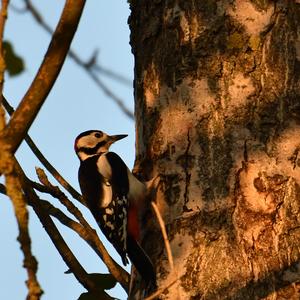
[109, 134, 128, 144]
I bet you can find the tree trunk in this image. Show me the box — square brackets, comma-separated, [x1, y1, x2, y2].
[129, 1, 300, 299]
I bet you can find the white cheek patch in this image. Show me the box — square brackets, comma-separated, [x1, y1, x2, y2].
[77, 135, 98, 149]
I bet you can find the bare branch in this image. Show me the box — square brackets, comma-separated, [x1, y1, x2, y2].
[0, 0, 9, 129]
[2, 96, 84, 204]
[23, 0, 134, 119]
[92, 63, 132, 86]
[88, 71, 134, 119]
[144, 278, 178, 300]
[10, 157, 98, 292]
[2, 95, 131, 291]
[5, 164, 43, 300]
[0, 2, 43, 299]
[151, 202, 174, 271]
[2, 0, 86, 154]
[42, 197, 131, 293]
[36, 167, 129, 292]
[1, 179, 129, 293]
[1, 0, 130, 296]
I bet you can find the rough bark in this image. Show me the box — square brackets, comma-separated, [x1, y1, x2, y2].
[129, 0, 300, 299]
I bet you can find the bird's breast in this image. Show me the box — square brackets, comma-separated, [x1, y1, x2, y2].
[79, 155, 112, 212]
[100, 182, 113, 207]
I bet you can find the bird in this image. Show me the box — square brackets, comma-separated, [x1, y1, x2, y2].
[74, 130, 156, 285]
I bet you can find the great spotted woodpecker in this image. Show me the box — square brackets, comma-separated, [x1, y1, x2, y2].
[74, 130, 155, 284]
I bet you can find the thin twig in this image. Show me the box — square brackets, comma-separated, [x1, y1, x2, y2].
[0, 180, 129, 293]
[2, 0, 86, 154]
[93, 64, 132, 86]
[5, 166, 43, 300]
[23, 0, 134, 119]
[0, 139, 129, 290]
[0, 0, 8, 80]
[41, 198, 130, 293]
[2, 96, 84, 205]
[144, 278, 178, 300]
[4, 98, 129, 291]
[0, 0, 8, 129]
[36, 167, 129, 292]
[0, 2, 43, 299]
[0, 187, 84, 243]
[12, 156, 98, 292]
[151, 202, 174, 271]
[24, 0, 131, 86]
[88, 71, 134, 119]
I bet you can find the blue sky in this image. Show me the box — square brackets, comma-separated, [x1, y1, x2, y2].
[1, 1, 134, 299]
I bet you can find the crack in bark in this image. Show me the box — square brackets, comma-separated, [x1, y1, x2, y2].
[243, 139, 249, 163]
[288, 147, 299, 169]
[183, 130, 192, 212]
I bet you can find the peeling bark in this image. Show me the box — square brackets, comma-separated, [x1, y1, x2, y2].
[129, 1, 300, 299]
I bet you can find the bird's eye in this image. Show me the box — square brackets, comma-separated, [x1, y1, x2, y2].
[95, 132, 102, 138]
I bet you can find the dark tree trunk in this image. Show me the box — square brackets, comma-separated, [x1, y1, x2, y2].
[129, 1, 300, 299]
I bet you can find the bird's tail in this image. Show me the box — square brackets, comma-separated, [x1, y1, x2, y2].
[127, 236, 156, 286]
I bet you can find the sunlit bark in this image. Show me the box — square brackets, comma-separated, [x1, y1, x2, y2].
[130, 1, 300, 299]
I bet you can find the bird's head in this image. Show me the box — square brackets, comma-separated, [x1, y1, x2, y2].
[74, 130, 127, 161]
